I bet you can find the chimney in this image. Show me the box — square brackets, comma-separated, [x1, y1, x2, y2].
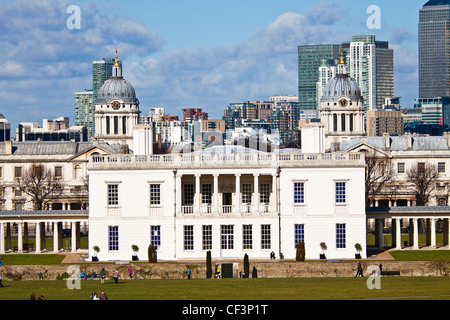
[5, 140, 12, 155]
[383, 132, 390, 150]
[445, 132, 450, 148]
[406, 133, 413, 149]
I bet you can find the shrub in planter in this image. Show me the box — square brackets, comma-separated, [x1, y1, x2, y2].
[319, 242, 327, 260]
[132, 245, 139, 261]
[296, 241, 306, 262]
[354, 243, 362, 259]
[243, 254, 250, 278]
[92, 246, 100, 261]
[206, 251, 212, 279]
[148, 244, 157, 263]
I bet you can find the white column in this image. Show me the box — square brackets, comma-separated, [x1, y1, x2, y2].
[413, 218, 419, 249]
[176, 174, 182, 216]
[35, 222, 41, 254]
[395, 218, 402, 250]
[430, 218, 436, 249]
[253, 173, 260, 214]
[0, 222, 4, 254]
[18, 222, 23, 253]
[53, 222, 59, 253]
[71, 222, 77, 252]
[213, 174, 219, 215]
[270, 173, 276, 212]
[195, 174, 201, 215]
[235, 174, 241, 214]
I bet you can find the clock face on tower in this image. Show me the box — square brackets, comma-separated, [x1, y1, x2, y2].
[111, 101, 121, 110]
[338, 98, 348, 108]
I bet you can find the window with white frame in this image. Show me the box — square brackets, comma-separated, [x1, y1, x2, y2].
[183, 184, 194, 205]
[294, 224, 305, 248]
[202, 225, 212, 250]
[261, 224, 271, 250]
[243, 224, 253, 250]
[397, 162, 405, 174]
[259, 183, 270, 204]
[294, 182, 305, 204]
[149, 184, 161, 206]
[150, 225, 161, 250]
[14, 167, 22, 178]
[184, 225, 194, 250]
[335, 182, 346, 204]
[108, 226, 119, 251]
[242, 183, 252, 204]
[336, 224, 346, 249]
[202, 184, 212, 204]
[107, 184, 119, 206]
[54, 166, 63, 178]
[221, 225, 234, 250]
[438, 162, 446, 173]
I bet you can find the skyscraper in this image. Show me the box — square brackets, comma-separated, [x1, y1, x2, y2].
[343, 35, 394, 111]
[419, 0, 450, 98]
[298, 44, 342, 113]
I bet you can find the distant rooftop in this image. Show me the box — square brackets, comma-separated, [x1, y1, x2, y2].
[423, 0, 450, 7]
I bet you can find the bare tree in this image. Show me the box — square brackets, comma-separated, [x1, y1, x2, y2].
[15, 164, 64, 210]
[365, 150, 396, 206]
[407, 162, 438, 206]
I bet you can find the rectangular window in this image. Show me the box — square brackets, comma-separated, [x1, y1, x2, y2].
[108, 226, 119, 251]
[150, 225, 161, 250]
[202, 184, 212, 204]
[294, 182, 305, 204]
[221, 225, 234, 250]
[184, 225, 194, 251]
[14, 167, 22, 178]
[202, 225, 212, 250]
[336, 224, 346, 249]
[294, 224, 305, 248]
[242, 183, 252, 204]
[418, 162, 425, 174]
[183, 184, 194, 205]
[243, 225, 253, 250]
[54, 166, 63, 178]
[335, 182, 346, 204]
[149, 184, 161, 205]
[108, 184, 119, 206]
[438, 162, 446, 173]
[397, 163, 405, 174]
[260, 183, 270, 204]
[261, 224, 271, 250]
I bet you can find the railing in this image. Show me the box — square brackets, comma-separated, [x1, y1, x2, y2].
[222, 205, 233, 214]
[90, 152, 364, 169]
[182, 206, 194, 215]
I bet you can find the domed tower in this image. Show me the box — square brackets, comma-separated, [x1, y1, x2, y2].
[94, 50, 140, 147]
[319, 50, 365, 150]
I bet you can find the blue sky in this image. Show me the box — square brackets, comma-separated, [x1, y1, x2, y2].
[0, 0, 427, 134]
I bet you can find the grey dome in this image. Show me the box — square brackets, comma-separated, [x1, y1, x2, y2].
[96, 77, 138, 104]
[320, 74, 363, 102]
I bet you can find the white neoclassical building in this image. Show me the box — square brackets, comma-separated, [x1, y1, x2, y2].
[87, 146, 367, 261]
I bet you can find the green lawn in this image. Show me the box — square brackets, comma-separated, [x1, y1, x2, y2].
[0, 277, 449, 300]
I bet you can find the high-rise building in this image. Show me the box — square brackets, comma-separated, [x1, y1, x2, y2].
[419, 0, 450, 98]
[0, 114, 11, 142]
[343, 35, 394, 111]
[298, 44, 342, 112]
[74, 89, 94, 138]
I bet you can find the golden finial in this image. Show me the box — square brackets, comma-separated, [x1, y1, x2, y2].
[339, 48, 345, 65]
[114, 49, 120, 66]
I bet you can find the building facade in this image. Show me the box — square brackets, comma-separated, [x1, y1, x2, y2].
[419, 0, 450, 98]
[87, 147, 366, 261]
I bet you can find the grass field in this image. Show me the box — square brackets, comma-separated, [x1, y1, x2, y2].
[0, 277, 449, 301]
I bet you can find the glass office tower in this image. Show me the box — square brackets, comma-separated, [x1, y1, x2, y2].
[419, 0, 450, 98]
[298, 44, 342, 113]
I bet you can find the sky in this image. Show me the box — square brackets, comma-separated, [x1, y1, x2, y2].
[0, 0, 427, 136]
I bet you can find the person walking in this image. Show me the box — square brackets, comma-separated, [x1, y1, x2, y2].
[129, 266, 133, 279]
[100, 291, 108, 300]
[113, 268, 119, 284]
[355, 261, 364, 277]
[100, 268, 106, 284]
[186, 267, 191, 280]
[0, 272, 4, 288]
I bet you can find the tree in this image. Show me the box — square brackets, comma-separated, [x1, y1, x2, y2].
[243, 254, 249, 278]
[364, 150, 396, 206]
[296, 241, 305, 262]
[206, 251, 212, 279]
[148, 244, 157, 263]
[407, 162, 438, 206]
[15, 164, 64, 210]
